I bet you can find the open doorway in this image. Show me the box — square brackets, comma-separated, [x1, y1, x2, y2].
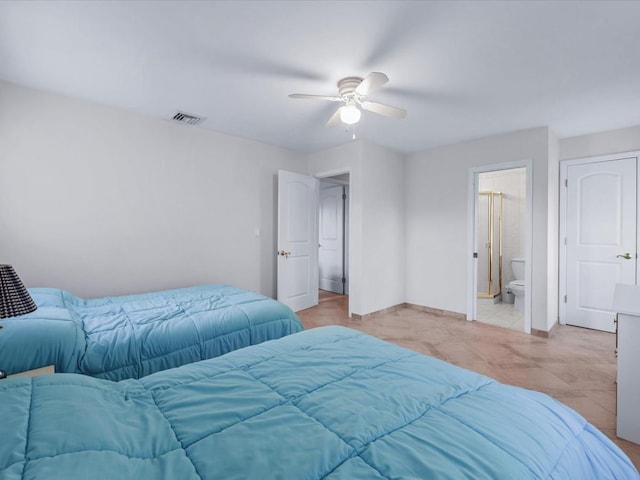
[469, 164, 531, 333]
[318, 173, 350, 308]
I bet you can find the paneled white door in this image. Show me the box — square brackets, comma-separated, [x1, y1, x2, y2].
[565, 157, 637, 332]
[319, 183, 344, 294]
[277, 170, 318, 312]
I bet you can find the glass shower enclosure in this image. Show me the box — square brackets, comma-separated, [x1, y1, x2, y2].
[477, 191, 503, 300]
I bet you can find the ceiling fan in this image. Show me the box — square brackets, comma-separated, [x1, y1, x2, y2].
[289, 72, 407, 127]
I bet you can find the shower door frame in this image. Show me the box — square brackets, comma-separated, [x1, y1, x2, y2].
[477, 191, 504, 299]
[466, 160, 533, 334]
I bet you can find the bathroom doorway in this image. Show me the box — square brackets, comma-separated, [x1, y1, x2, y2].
[471, 165, 530, 333]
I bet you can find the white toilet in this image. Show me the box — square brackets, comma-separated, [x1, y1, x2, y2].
[508, 258, 525, 312]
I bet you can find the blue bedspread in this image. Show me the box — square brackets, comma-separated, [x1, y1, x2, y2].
[0, 326, 636, 479]
[0, 284, 302, 380]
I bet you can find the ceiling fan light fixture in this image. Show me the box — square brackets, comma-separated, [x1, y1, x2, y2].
[290, 72, 405, 128]
[340, 105, 361, 125]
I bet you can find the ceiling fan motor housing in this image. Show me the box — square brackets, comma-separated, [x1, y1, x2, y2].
[337, 77, 363, 99]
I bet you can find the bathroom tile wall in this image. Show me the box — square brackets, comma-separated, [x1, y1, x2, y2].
[478, 167, 526, 285]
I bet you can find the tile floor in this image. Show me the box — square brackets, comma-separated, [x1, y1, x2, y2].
[477, 300, 524, 331]
[300, 291, 640, 471]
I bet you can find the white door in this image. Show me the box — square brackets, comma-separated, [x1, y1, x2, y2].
[565, 157, 637, 332]
[319, 183, 345, 294]
[277, 170, 319, 312]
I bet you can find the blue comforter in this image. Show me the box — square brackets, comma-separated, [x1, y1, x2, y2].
[0, 326, 636, 479]
[0, 284, 302, 380]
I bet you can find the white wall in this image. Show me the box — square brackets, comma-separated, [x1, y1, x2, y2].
[560, 124, 640, 160]
[7, 77, 633, 329]
[360, 141, 405, 314]
[307, 140, 405, 316]
[0, 81, 305, 298]
[405, 127, 556, 332]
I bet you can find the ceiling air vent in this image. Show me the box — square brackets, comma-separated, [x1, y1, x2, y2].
[171, 111, 204, 126]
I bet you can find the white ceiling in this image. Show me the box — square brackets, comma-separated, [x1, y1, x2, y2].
[1, 0, 639, 153]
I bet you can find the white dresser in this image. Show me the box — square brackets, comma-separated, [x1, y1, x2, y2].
[612, 283, 640, 444]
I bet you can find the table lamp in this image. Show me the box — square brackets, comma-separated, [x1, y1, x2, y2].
[0, 264, 37, 379]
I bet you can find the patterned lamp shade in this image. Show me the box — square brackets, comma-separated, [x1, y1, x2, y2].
[0, 264, 37, 318]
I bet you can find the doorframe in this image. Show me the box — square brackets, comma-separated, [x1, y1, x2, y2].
[315, 168, 352, 317]
[558, 151, 640, 326]
[467, 160, 533, 334]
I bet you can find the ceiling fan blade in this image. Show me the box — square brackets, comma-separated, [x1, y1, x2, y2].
[360, 100, 407, 119]
[355, 72, 389, 96]
[326, 107, 343, 127]
[289, 94, 342, 101]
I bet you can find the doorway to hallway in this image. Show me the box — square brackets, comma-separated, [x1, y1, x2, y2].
[318, 174, 350, 306]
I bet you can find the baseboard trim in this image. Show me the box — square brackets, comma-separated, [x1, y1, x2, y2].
[531, 321, 558, 338]
[352, 303, 466, 321]
[352, 302, 553, 336]
[531, 328, 548, 338]
[403, 303, 467, 320]
[351, 304, 404, 320]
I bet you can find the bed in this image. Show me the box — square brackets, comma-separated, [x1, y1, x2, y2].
[0, 284, 303, 381]
[0, 326, 636, 479]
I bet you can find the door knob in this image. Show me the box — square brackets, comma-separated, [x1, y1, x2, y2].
[278, 250, 292, 258]
[616, 253, 632, 260]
